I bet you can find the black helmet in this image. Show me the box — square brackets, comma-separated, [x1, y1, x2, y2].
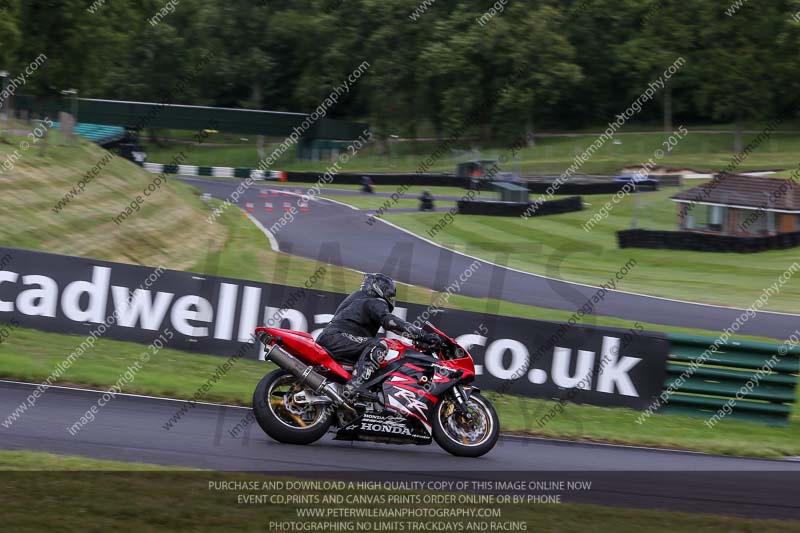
[362, 273, 397, 310]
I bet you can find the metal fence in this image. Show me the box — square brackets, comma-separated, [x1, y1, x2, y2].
[661, 334, 799, 425]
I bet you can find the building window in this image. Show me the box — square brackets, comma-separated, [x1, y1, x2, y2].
[745, 209, 775, 235]
[708, 205, 724, 232]
[686, 204, 726, 232]
[684, 212, 695, 230]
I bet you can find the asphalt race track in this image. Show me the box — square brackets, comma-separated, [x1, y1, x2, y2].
[181, 177, 799, 339]
[2, 381, 798, 519]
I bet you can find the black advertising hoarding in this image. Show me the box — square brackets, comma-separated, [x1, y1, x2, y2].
[0, 246, 669, 410]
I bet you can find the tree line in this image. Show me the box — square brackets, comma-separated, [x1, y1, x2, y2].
[1, 0, 799, 147]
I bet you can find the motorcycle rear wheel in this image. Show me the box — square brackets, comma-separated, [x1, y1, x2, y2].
[432, 392, 499, 457]
[253, 369, 332, 445]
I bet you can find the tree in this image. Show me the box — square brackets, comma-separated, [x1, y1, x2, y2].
[416, 6, 489, 140]
[0, 0, 21, 72]
[487, 3, 583, 144]
[620, 0, 700, 133]
[19, 0, 137, 99]
[192, 1, 274, 109]
[770, 0, 800, 123]
[692, 1, 784, 152]
[360, 0, 439, 141]
[1, 0, 792, 144]
[562, 0, 644, 127]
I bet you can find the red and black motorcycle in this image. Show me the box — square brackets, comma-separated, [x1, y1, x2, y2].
[252, 322, 499, 457]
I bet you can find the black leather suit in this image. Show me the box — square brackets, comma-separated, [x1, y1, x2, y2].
[316, 289, 424, 386]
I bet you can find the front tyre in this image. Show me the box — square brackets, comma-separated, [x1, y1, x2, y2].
[432, 392, 499, 457]
[253, 369, 332, 445]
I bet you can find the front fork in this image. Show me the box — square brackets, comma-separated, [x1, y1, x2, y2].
[451, 385, 474, 421]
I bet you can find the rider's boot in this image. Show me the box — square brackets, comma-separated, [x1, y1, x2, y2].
[342, 343, 387, 407]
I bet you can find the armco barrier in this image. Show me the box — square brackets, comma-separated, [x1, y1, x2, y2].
[283, 172, 660, 196]
[660, 334, 799, 425]
[526, 181, 626, 195]
[140, 162, 268, 181]
[139, 164, 467, 187]
[137, 163, 660, 196]
[283, 171, 467, 188]
[618, 228, 800, 253]
[457, 196, 583, 217]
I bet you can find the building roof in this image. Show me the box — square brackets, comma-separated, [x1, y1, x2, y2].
[671, 174, 800, 212]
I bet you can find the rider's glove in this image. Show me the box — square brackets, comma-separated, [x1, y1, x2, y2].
[419, 333, 441, 350]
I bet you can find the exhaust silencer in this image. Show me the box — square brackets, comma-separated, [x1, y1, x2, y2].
[262, 340, 351, 409]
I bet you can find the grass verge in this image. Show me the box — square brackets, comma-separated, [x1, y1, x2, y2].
[0, 121, 230, 270]
[381, 186, 800, 313]
[142, 126, 800, 176]
[276, 178, 800, 314]
[1, 450, 798, 532]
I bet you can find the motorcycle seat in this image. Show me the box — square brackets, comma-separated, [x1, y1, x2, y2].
[314, 343, 355, 373]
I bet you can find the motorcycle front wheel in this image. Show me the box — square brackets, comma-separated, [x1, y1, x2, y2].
[252, 369, 332, 445]
[432, 392, 499, 457]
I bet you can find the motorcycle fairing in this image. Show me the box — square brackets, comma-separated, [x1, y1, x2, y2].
[333, 356, 464, 443]
[334, 411, 432, 445]
[382, 360, 463, 431]
[255, 326, 351, 381]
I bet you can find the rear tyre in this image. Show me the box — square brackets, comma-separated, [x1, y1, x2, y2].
[253, 369, 332, 445]
[432, 392, 499, 457]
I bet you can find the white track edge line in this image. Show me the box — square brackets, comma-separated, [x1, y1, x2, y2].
[245, 212, 280, 252]
[318, 195, 361, 211]
[0, 379, 249, 410]
[185, 176, 798, 318]
[369, 213, 800, 319]
[500, 433, 714, 456]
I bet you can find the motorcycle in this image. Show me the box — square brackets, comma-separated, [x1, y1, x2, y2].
[252, 322, 499, 457]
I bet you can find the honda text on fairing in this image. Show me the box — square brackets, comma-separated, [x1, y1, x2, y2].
[252, 322, 499, 457]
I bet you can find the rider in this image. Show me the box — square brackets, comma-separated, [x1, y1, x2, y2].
[316, 273, 439, 405]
